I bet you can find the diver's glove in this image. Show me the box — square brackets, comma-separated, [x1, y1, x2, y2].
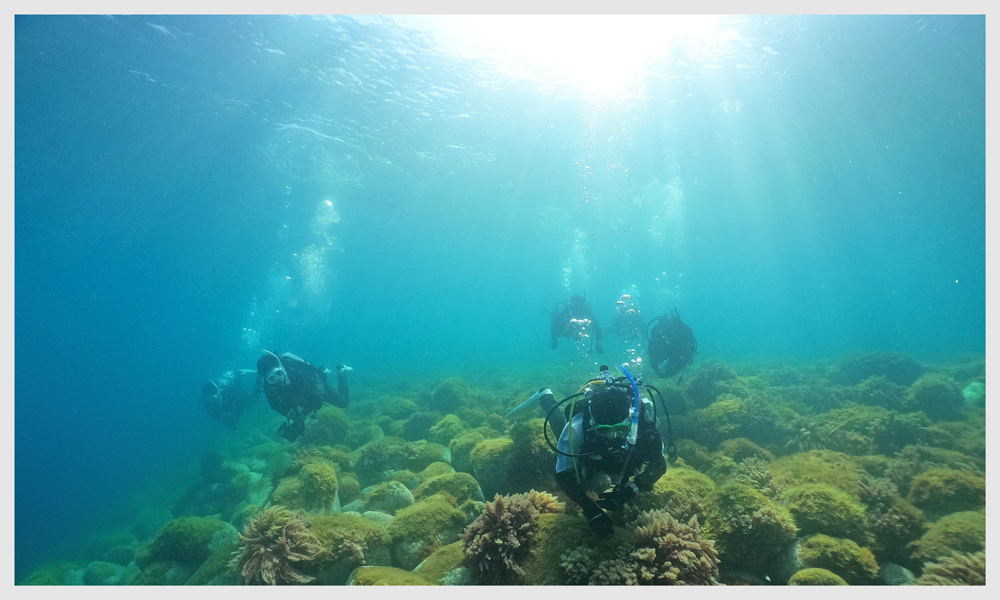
[586, 509, 615, 538]
[596, 481, 638, 512]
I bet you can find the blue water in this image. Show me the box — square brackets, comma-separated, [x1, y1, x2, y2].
[14, 14, 984, 581]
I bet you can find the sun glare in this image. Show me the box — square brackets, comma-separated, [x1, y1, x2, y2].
[398, 15, 728, 100]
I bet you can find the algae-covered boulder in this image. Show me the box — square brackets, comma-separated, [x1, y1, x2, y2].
[769, 449, 867, 495]
[413, 540, 466, 584]
[906, 373, 965, 421]
[629, 466, 716, 523]
[796, 534, 879, 585]
[404, 441, 452, 472]
[309, 512, 393, 585]
[346, 565, 432, 585]
[703, 483, 798, 571]
[910, 509, 985, 564]
[780, 483, 870, 546]
[430, 377, 474, 412]
[134, 516, 229, 570]
[429, 414, 467, 445]
[470, 437, 514, 499]
[788, 567, 849, 585]
[906, 467, 985, 517]
[387, 492, 470, 570]
[271, 462, 340, 513]
[522, 511, 629, 585]
[417, 461, 455, 482]
[413, 471, 485, 504]
[19, 560, 82, 585]
[449, 431, 486, 474]
[832, 352, 923, 386]
[358, 480, 414, 515]
[82, 561, 123, 585]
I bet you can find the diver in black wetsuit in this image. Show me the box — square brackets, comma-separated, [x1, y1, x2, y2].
[201, 369, 257, 429]
[646, 308, 697, 379]
[255, 350, 352, 442]
[550, 295, 604, 354]
[510, 365, 675, 538]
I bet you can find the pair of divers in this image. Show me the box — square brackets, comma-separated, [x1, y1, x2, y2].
[202, 350, 353, 443]
[551, 294, 697, 379]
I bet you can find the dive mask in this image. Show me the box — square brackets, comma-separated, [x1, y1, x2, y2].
[265, 367, 288, 386]
[593, 420, 632, 439]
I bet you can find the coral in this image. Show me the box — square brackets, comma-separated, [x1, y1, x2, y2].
[797, 534, 879, 585]
[559, 547, 597, 585]
[906, 467, 985, 517]
[430, 377, 474, 412]
[906, 373, 965, 421]
[228, 505, 323, 585]
[429, 414, 467, 445]
[448, 431, 485, 474]
[910, 510, 985, 564]
[460, 490, 565, 585]
[728, 456, 784, 499]
[844, 375, 908, 410]
[703, 483, 797, 571]
[857, 476, 927, 565]
[780, 483, 870, 546]
[470, 436, 514, 499]
[915, 551, 986, 586]
[788, 567, 848, 585]
[347, 566, 432, 585]
[831, 352, 923, 386]
[135, 516, 228, 569]
[627, 510, 721, 585]
[308, 512, 392, 584]
[388, 492, 470, 570]
[868, 411, 932, 455]
[414, 472, 485, 504]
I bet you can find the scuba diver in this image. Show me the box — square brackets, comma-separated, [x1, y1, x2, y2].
[550, 294, 604, 354]
[256, 350, 352, 442]
[201, 369, 257, 429]
[646, 308, 698, 379]
[506, 364, 676, 538]
[610, 293, 643, 342]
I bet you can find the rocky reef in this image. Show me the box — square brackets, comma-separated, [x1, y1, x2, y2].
[19, 351, 985, 586]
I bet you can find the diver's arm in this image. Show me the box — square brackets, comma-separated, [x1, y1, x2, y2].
[554, 469, 603, 518]
[633, 429, 668, 492]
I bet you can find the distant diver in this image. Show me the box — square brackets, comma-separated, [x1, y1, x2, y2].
[646, 308, 697, 379]
[201, 369, 257, 429]
[550, 294, 604, 354]
[508, 364, 675, 538]
[256, 350, 352, 442]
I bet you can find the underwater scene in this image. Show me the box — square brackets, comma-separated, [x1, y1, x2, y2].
[14, 15, 986, 586]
